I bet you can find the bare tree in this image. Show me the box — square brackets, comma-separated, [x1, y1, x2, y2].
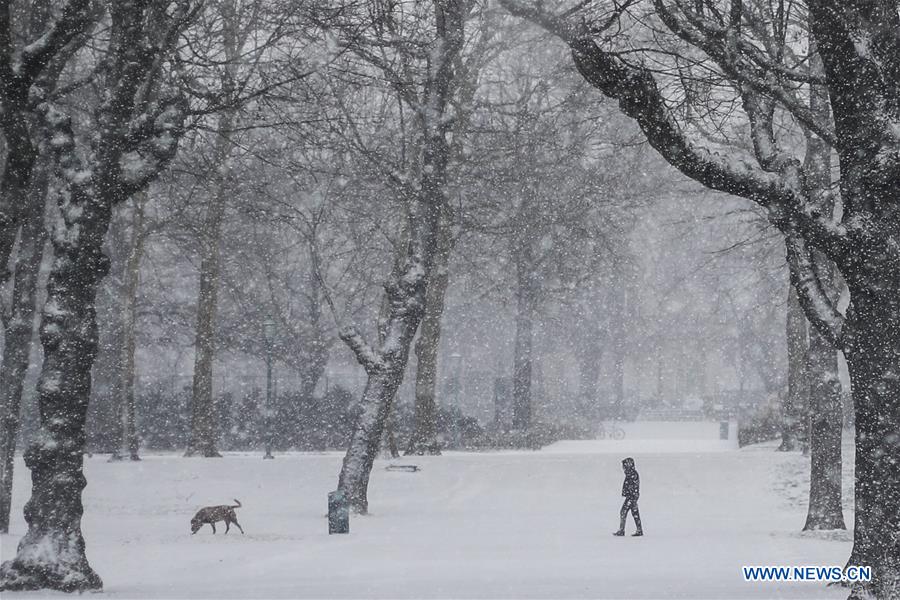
[0, 0, 91, 536]
[0, 0, 197, 591]
[319, 0, 469, 513]
[500, 0, 898, 595]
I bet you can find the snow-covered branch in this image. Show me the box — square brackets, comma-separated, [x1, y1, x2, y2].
[119, 97, 189, 197]
[499, 0, 848, 257]
[338, 326, 384, 372]
[785, 232, 845, 349]
[653, 0, 837, 147]
[13, 0, 94, 87]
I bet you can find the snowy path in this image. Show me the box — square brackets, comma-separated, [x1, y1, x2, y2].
[1, 443, 851, 599]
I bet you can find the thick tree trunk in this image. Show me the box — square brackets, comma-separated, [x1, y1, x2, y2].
[0, 182, 108, 592]
[842, 287, 900, 598]
[1, 2, 188, 590]
[406, 218, 452, 455]
[111, 196, 145, 462]
[779, 287, 808, 451]
[0, 166, 48, 533]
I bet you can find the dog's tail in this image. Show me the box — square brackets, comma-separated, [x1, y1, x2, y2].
[231, 499, 242, 509]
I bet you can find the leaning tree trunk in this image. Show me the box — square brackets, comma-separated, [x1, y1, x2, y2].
[336, 269, 427, 502]
[110, 195, 145, 462]
[779, 286, 808, 451]
[336, 0, 465, 514]
[0, 180, 108, 592]
[0, 164, 48, 534]
[406, 215, 453, 455]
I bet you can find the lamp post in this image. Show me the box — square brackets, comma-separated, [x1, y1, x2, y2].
[262, 317, 276, 459]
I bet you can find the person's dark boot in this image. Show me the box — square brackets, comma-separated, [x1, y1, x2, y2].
[613, 530, 625, 536]
[632, 531, 643, 537]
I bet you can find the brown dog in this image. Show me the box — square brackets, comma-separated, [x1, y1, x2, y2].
[191, 499, 244, 534]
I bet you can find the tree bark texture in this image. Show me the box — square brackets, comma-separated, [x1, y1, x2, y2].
[0, 1, 190, 589]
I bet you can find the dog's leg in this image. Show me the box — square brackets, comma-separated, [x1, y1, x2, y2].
[225, 520, 230, 534]
[211, 522, 216, 534]
[233, 518, 244, 534]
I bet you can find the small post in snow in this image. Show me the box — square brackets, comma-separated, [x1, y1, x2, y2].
[328, 490, 349, 534]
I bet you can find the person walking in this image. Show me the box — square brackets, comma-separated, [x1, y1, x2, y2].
[613, 457, 643, 536]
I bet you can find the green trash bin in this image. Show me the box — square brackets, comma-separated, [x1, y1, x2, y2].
[328, 489, 349, 534]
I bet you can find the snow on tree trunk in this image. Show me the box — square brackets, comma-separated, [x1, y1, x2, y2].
[337, 0, 466, 514]
[1, 3, 89, 521]
[337, 253, 433, 511]
[0, 0, 91, 290]
[780, 286, 808, 452]
[1, 0, 191, 588]
[407, 217, 453, 456]
[0, 178, 109, 592]
[842, 287, 900, 597]
[0, 163, 49, 534]
[111, 195, 145, 462]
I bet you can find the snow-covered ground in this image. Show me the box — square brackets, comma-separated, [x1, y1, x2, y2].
[2, 430, 853, 599]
